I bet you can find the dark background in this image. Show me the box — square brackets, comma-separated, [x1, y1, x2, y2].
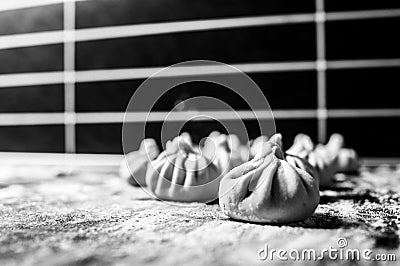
[0, 0, 400, 156]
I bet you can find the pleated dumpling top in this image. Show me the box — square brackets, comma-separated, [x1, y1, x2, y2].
[219, 134, 320, 224]
[146, 136, 221, 203]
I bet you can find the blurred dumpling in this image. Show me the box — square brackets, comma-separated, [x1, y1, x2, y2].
[146, 136, 221, 202]
[219, 134, 320, 224]
[287, 133, 359, 187]
[201, 131, 246, 174]
[120, 139, 160, 186]
[228, 134, 251, 163]
[325, 134, 359, 173]
[286, 134, 337, 188]
[286, 133, 314, 158]
[306, 145, 338, 188]
[337, 148, 359, 173]
[249, 135, 269, 159]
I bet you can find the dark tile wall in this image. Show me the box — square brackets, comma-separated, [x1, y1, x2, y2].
[0, 4, 63, 35]
[326, 18, 400, 60]
[0, 45, 63, 74]
[76, 124, 122, 154]
[0, 1, 398, 156]
[327, 68, 400, 109]
[76, 24, 316, 70]
[76, 71, 317, 112]
[0, 85, 64, 113]
[0, 126, 64, 152]
[327, 118, 400, 157]
[76, 0, 315, 28]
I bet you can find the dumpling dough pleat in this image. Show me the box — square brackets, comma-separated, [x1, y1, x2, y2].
[146, 136, 221, 203]
[120, 139, 160, 186]
[219, 134, 320, 224]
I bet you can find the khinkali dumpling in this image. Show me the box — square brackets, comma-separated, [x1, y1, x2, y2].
[219, 134, 320, 223]
[120, 139, 160, 186]
[337, 148, 359, 173]
[286, 134, 336, 188]
[325, 134, 359, 173]
[146, 136, 221, 202]
[287, 133, 359, 187]
[229, 134, 251, 163]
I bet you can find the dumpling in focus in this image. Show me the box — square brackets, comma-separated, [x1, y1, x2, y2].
[219, 134, 320, 224]
[146, 136, 221, 202]
[120, 139, 160, 186]
[201, 131, 247, 174]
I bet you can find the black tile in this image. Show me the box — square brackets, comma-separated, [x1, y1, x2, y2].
[0, 84, 64, 112]
[327, 68, 400, 109]
[327, 118, 400, 157]
[76, 24, 316, 70]
[0, 45, 63, 74]
[77, 0, 315, 28]
[0, 125, 64, 152]
[326, 18, 400, 60]
[253, 72, 317, 110]
[325, 0, 400, 12]
[76, 124, 122, 154]
[0, 4, 63, 36]
[76, 79, 150, 112]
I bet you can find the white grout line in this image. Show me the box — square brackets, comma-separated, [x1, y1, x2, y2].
[1, 109, 400, 126]
[328, 109, 400, 118]
[0, 113, 66, 125]
[0, 31, 64, 50]
[74, 62, 318, 82]
[74, 14, 315, 42]
[63, 0, 76, 153]
[1, 8, 400, 50]
[0, 151, 122, 166]
[327, 8, 400, 21]
[316, 0, 327, 143]
[0, 62, 317, 88]
[0, 71, 64, 88]
[327, 59, 400, 69]
[0, 14, 315, 50]
[121, 110, 318, 123]
[1, 59, 399, 88]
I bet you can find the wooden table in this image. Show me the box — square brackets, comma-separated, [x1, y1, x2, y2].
[0, 157, 399, 266]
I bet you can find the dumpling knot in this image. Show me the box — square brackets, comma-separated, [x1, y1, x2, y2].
[219, 134, 320, 224]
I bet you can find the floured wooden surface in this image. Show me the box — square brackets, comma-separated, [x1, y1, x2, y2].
[0, 164, 400, 266]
